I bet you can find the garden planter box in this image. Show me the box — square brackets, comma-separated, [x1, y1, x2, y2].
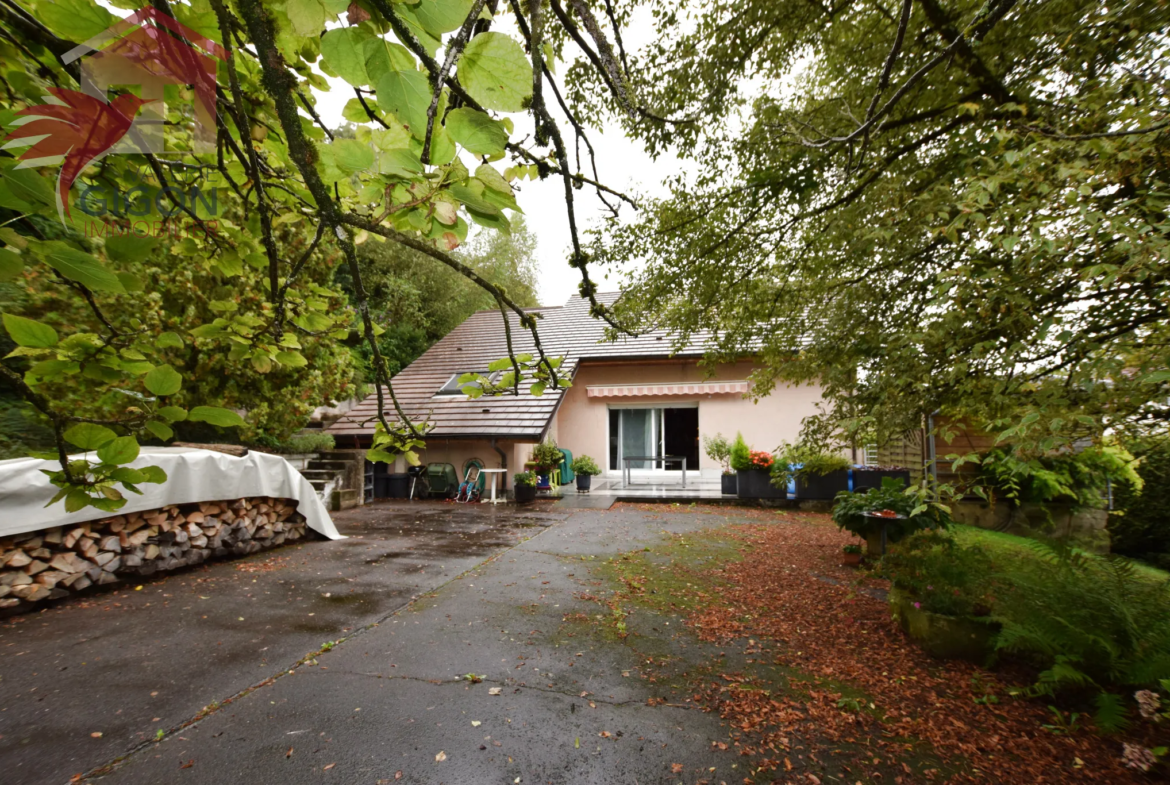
[514, 484, 537, 503]
[721, 474, 737, 495]
[736, 469, 785, 499]
[794, 470, 850, 500]
[852, 468, 911, 493]
[889, 587, 1000, 664]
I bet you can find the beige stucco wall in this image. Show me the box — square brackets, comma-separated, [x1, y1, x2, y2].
[554, 360, 826, 476]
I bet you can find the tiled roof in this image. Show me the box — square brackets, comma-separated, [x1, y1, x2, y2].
[326, 292, 713, 439]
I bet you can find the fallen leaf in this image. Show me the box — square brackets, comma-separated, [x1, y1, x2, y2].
[323, 763, 335, 771]
[471, 721, 482, 727]
[488, 687, 502, 696]
[435, 751, 447, 762]
[286, 747, 294, 758]
[396, 773, 403, 780]
[671, 763, 684, 773]
[90, 732, 103, 738]
[574, 737, 580, 749]
[599, 731, 612, 738]
[180, 760, 193, 769]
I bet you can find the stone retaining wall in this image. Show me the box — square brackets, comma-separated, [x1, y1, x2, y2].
[0, 497, 309, 612]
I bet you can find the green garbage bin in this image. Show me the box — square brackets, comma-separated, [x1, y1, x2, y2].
[558, 449, 574, 485]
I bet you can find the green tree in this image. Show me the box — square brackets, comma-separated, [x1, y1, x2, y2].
[0, 0, 643, 511]
[581, 0, 1170, 457]
[338, 215, 539, 379]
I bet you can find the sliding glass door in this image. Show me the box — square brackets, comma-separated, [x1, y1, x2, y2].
[608, 406, 698, 472]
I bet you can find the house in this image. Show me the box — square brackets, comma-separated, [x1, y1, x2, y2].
[325, 293, 827, 495]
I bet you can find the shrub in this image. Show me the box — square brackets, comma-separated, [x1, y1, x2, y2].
[843, 543, 862, 555]
[571, 455, 600, 476]
[703, 433, 733, 473]
[771, 441, 851, 486]
[514, 471, 537, 487]
[880, 531, 994, 616]
[992, 541, 1170, 730]
[729, 432, 752, 472]
[978, 441, 1141, 510]
[267, 431, 335, 454]
[1110, 440, 1170, 569]
[831, 478, 950, 542]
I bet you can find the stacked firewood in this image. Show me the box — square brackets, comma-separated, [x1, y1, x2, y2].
[0, 497, 308, 610]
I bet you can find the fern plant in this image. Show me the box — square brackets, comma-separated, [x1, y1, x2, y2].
[992, 540, 1170, 731]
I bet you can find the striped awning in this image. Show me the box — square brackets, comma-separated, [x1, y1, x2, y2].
[586, 381, 750, 398]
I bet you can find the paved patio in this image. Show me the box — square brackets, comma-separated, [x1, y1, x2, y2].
[0, 500, 771, 785]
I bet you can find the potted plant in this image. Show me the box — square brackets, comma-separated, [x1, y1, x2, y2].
[772, 442, 851, 500]
[513, 471, 538, 503]
[842, 543, 863, 566]
[853, 464, 912, 493]
[703, 433, 737, 495]
[732, 433, 786, 499]
[530, 439, 564, 490]
[570, 455, 600, 492]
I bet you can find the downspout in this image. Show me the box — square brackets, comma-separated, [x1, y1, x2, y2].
[491, 438, 507, 492]
[926, 409, 941, 502]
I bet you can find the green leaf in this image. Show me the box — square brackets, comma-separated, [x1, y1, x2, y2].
[157, 406, 188, 422]
[155, 332, 184, 349]
[31, 240, 126, 293]
[1143, 370, 1170, 383]
[145, 420, 174, 441]
[530, 381, 546, 397]
[286, 0, 327, 37]
[458, 32, 533, 112]
[332, 139, 376, 175]
[377, 69, 432, 140]
[275, 350, 309, 368]
[105, 234, 158, 263]
[64, 422, 117, 451]
[109, 466, 145, 485]
[138, 464, 168, 483]
[64, 489, 91, 513]
[449, 184, 500, 215]
[143, 364, 183, 396]
[1, 167, 55, 207]
[444, 108, 508, 156]
[364, 38, 417, 84]
[320, 26, 372, 86]
[412, 0, 475, 35]
[97, 435, 140, 466]
[116, 272, 144, 292]
[0, 247, 23, 281]
[487, 357, 513, 372]
[36, 0, 117, 41]
[187, 406, 245, 427]
[2, 313, 58, 347]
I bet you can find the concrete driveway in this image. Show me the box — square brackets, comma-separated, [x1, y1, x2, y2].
[0, 501, 754, 785]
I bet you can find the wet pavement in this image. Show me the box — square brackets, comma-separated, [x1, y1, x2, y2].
[0, 501, 756, 785]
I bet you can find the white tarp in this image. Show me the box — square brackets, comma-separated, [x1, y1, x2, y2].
[0, 447, 342, 540]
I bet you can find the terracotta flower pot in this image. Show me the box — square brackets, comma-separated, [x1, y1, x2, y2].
[842, 551, 862, 566]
